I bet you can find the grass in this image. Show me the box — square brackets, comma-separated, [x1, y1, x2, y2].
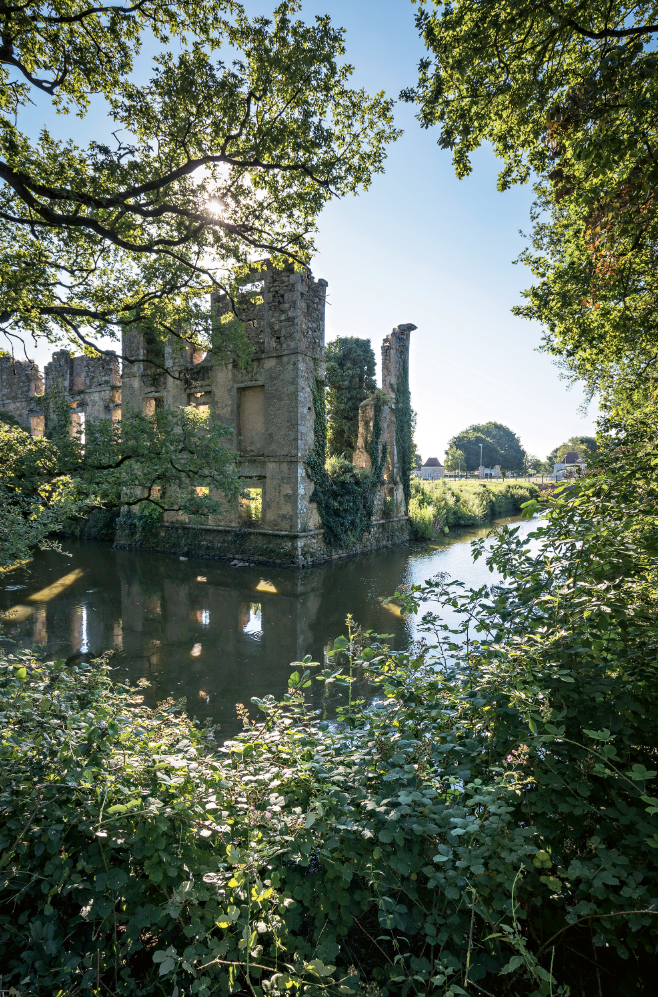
[408, 478, 540, 538]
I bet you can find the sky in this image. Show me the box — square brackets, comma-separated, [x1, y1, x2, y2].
[18, 0, 598, 463]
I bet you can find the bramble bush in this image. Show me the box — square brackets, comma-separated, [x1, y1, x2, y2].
[1, 416, 658, 995]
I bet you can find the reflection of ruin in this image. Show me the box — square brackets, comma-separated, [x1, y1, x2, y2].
[0, 263, 414, 565]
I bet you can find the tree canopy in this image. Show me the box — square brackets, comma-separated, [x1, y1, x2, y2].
[547, 434, 598, 465]
[0, 1, 398, 364]
[407, 0, 658, 405]
[446, 422, 525, 473]
[325, 337, 377, 459]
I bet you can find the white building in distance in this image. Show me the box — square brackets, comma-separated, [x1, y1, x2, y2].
[415, 457, 444, 480]
[554, 451, 587, 481]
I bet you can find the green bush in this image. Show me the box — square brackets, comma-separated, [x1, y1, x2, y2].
[409, 478, 539, 536]
[2, 422, 658, 995]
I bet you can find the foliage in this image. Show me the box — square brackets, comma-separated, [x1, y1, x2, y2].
[0, 0, 399, 361]
[443, 446, 466, 474]
[547, 434, 598, 465]
[4, 421, 658, 994]
[325, 338, 377, 459]
[0, 405, 239, 570]
[394, 358, 414, 509]
[406, 0, 658, 403]
[408, 478, 538, 538]
[306, 373, 387, 547]
[446, 422, 525, 474]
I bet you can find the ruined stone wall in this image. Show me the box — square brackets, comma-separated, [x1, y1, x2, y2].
[121, 263, 328, 536]
[352, 323, 415, 517]
[0, 358, 44, 435]
[209, 264, 327, 534]
[44, 350, 121, 430]
[0, 349, 121, 438]
[115, 514, 411, 567]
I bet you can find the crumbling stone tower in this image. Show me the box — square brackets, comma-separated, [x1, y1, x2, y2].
[353, 323, 416, 513]
[118, 267, 413, 565]
[121, 262, 328, 541]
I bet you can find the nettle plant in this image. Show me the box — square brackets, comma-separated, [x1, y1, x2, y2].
[2, 416, 658, 996]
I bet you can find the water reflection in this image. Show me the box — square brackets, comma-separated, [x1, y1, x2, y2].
[1, 517, 537, 737]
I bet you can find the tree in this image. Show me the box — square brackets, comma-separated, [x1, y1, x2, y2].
[0, 1, 398, 364]
[444, 446, 466, 474]
[406, 0, 658, 405]
[0, 406, 239, 571]
[446, 422, 525, 474]
[325, 337, 377, 459]
[547, 435, 598, 466]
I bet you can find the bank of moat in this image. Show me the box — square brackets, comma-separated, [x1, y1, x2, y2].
[0, 264, 415, 566]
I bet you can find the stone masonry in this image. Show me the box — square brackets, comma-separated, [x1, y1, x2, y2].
[0, 357, 44, 435]
[353, 323, 416, 518]
[0, 351, 120, 437]
[1, 264, 414, 566]
[118, 264, 415, 565]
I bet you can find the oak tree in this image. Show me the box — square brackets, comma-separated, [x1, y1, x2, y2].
[0, 1, 398, 364]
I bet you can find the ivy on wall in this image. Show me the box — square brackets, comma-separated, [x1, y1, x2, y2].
[394, 358, 413, 509]
[306, 372, 388, 547]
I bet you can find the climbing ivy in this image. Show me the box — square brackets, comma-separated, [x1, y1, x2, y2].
[306, 373, 387, 547]
[394, 358, 413, 509]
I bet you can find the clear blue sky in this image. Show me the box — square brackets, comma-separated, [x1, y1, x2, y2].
[21, 0, 598, 463]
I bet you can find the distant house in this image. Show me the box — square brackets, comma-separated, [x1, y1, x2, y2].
[478, 465, 501, 480]
[415, 457, 444, 480]
[554, 451, 586, 481]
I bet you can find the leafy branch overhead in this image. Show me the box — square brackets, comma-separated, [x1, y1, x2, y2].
[0, 1, 399, 358]
[408, 0, 658, 407]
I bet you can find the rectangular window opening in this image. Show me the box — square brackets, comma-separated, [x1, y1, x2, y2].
[239, 487, 263, 522]
[143, 396, 164, 417]
[30, 415, 45, 438]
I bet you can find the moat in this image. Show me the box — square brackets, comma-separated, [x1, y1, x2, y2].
[1, 516, 536, 737]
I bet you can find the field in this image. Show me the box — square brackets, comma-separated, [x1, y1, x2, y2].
[408, 477, 540, 537]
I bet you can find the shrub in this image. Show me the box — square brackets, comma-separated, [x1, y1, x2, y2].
[409, 478, 539, 536]
[2, 421, 658, 995]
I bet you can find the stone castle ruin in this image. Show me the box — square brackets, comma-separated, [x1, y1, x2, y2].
[0, 264, 414, 566]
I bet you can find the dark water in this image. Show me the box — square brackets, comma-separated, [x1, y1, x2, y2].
[1, 517, 536, 737]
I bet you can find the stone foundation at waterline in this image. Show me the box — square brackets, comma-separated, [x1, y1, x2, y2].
[113, 516, 411, 567]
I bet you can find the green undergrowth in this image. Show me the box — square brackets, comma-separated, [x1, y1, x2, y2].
[408, 478, 539, 538]
[307, 372, 387, 547]
[2, 419, 658, 995]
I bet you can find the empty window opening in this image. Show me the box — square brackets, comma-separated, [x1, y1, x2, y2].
[143, 395, 164, 417]
[238, 280, 264, 294]
[30, 415, 45, 438]
[144, 329, 165, 365]
[70, 410, 85, 445]
[239, 487, 262, 522]
[188, 391, 212, 416]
